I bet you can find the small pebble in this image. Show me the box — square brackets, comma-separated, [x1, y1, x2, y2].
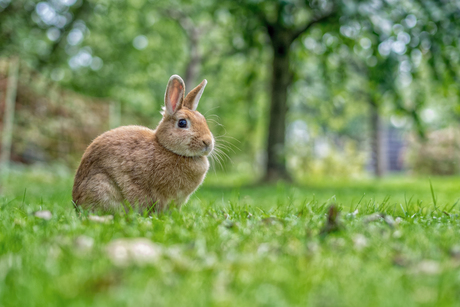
[34, 210, 52, 220]
[106, 238, 162, 266]
[384, 215, 395, 227]
[363, 213, 383, 223]
[88, 215, 113, 223]
[353, 234, 368, 250]
[75, 235, 94, 252]
[413, 260, 441, 275]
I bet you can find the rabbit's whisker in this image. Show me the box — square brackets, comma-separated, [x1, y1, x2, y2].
[209, 151, 224, 170]
[207, 119, 224, 127]
[215, 141, 240, 152]
[214, 148, 233, 164]
[203, 107, 220, 116]
[214, 143, 236, 154]
[215, 135, 240, 143]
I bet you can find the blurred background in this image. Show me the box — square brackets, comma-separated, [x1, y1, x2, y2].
[1, 0, 460, 183]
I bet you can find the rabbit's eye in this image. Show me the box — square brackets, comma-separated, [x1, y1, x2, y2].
[178, 119, 187, 128]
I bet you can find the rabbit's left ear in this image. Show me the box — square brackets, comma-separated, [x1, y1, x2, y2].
[184, 79, 207, 111]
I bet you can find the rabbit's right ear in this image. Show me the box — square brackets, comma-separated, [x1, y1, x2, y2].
[164, 75, 186, 116]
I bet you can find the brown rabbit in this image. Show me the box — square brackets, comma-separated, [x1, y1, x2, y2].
[72, 75, 214, 213]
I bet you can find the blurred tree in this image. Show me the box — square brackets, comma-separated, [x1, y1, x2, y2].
[0, 0, 90, 66]
[336, 0, 459, 176]
[415, 0, 460, 117]
[290, 0, 460, 177]
[4, 0, 460, 179]
[0, 0, 91, 170]
[226, 0, 338, 182]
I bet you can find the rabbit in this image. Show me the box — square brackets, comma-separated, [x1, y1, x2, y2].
[72, 75, 214, 213]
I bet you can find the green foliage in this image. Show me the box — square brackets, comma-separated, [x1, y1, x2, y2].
[288, 138, 367, 179]
[2, 0, 460, 176]
[406, 127, 460, 175]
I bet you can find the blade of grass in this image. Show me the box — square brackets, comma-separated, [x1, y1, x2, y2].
[446, 199, 460, 213]
[429, 179, 438, 211]
[21, 188, 27, 207]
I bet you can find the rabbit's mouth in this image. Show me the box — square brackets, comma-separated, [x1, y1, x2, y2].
[202, 145, 213, 156]
[186, 145, 213, 157]
[201, 138, 214, 156]
[173, 145, 213, 158]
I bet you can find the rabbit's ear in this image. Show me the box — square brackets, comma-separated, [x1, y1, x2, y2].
[184, 79, 207, 111]
[164, 75, 186, 115]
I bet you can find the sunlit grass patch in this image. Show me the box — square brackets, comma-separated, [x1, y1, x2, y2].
[1, 168, 460, 306]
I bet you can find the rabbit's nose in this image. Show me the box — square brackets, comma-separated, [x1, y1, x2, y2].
[203, 140, 211, 147]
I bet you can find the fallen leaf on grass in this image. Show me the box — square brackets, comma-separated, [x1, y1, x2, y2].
[319, 205, 341, 235]
[88, 215, 113, 223]
[363, 213, 396, 227]
[393, 254, 410, 267]
[346, 209, 359, 219]
[84, 273, 121, 294]
[106, 238, 162, 266]
[363, 213, 383, 223]
[352, 234, 368, 250]
[221, 220, 235, 229]
[34, 210, 52, 220]
[412, 260, 441, 275]
[383, 215, 395, 226]
[261, 217, 284, 226]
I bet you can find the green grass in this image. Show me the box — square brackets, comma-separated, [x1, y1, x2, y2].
[2, 166, 460, 306]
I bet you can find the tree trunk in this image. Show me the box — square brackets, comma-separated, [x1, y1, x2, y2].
[263, 37, 292, 182]
[370, 102, 386, 177]
[0, 57, 19, 180]
[255, 5, 336, 182]
[184, 29, 201, 90]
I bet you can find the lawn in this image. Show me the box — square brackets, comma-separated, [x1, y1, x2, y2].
[1, 166, 460, 306]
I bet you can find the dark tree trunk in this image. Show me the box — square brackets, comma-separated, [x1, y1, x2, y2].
[263, 31, 293, 182]
[370, 102, 386, 177]
[256, 5, 336, 182]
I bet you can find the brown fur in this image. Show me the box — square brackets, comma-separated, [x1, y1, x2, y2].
[72, 75, 213, 213]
